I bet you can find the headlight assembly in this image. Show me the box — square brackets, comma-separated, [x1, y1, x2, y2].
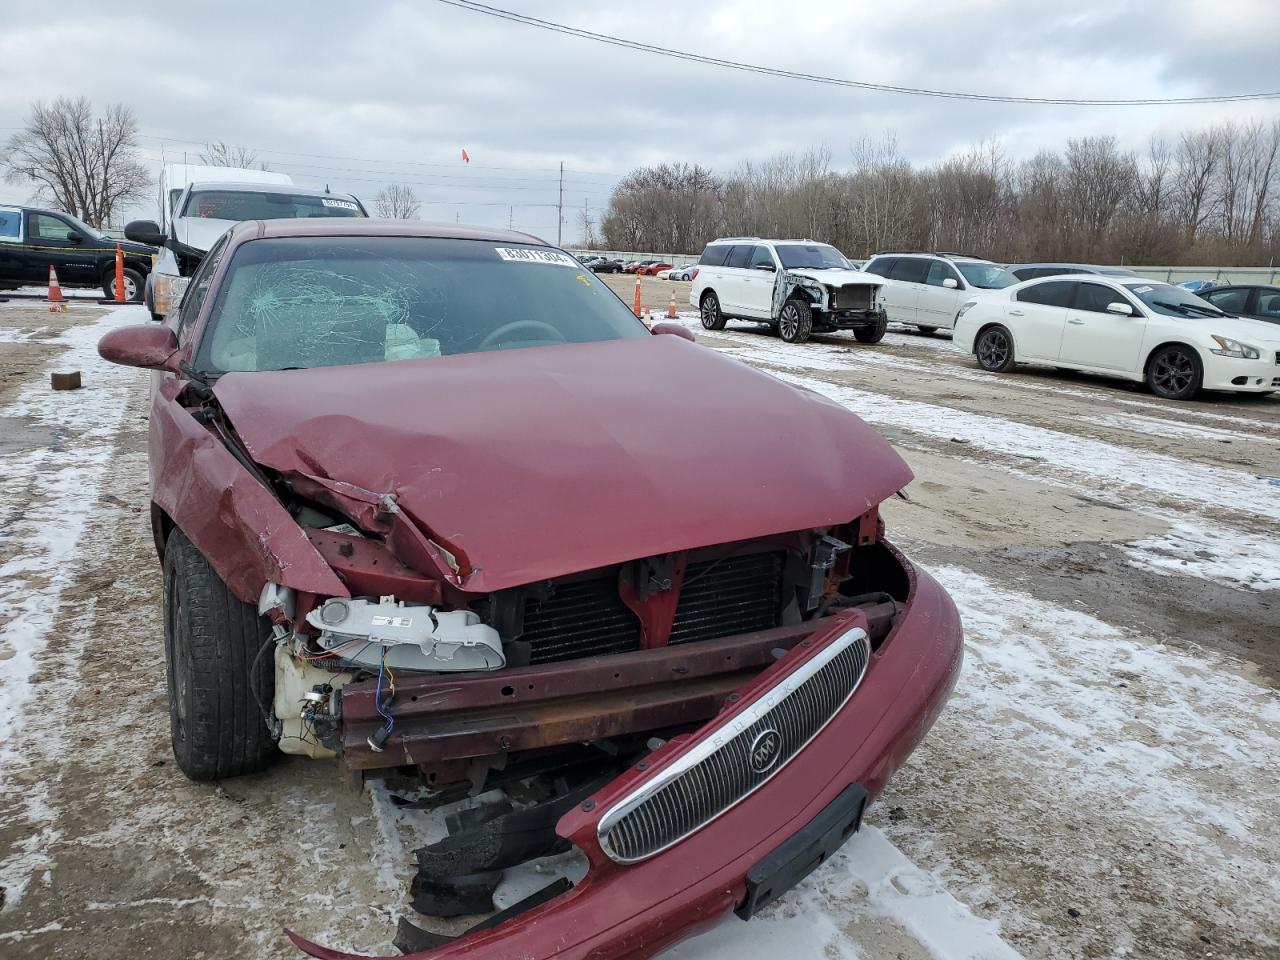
[1209, 335, 1260, 359]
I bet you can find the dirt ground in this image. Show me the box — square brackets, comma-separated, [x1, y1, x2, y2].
[0, 296, 1276, 960]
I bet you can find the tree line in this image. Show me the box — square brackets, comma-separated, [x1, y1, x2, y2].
[595, 123, 1280, 266]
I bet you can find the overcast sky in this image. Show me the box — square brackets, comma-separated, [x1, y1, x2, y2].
[1, 0, 1278, 240]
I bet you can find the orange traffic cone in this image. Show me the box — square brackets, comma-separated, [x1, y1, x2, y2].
[632, 274, 642, 318]
[47, 266, 67, 312]
[667, 290, 677, 319]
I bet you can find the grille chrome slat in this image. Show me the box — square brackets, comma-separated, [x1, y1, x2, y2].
[598, 627, 871, 863]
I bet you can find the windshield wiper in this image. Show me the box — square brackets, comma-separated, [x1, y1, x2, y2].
[1152, 300, 1223, 318]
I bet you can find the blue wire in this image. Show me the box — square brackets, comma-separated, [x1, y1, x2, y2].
[374, 647, 395, 734]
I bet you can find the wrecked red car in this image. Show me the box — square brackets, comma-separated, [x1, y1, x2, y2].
[98, 219, 962, 960]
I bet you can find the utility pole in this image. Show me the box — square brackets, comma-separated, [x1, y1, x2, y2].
[509, 205, 513, 230]
[557, 161, 564, 247]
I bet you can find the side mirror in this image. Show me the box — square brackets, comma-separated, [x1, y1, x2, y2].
[753, 263, 776, 272]
[65, 231, 83, 243]
[942, 277, 958, 289]
[1106, 301, 1133, 316]
[98, 323, 180, 370]
[650, 321, 696, 342]
[125, 219, 165, 247]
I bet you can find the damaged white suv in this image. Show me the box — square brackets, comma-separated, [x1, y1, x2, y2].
[690, 238, 887, 343]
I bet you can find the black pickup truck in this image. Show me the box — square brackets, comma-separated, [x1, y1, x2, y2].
[0, 205, 156, 300]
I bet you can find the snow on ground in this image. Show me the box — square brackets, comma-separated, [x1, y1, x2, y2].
[0, 305, 142, 751]
[770, 370, 1280, 522]
[1122, 520, 1280, 592]
[667, 825, 1023, 960]
[927, 563, 1280, 950]
[705, 325, 1280, 435]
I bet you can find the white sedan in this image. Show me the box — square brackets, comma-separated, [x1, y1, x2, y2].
[953, 275, 1280, 400]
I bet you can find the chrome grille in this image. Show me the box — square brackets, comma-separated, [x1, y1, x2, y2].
[597, 626, 871, 863]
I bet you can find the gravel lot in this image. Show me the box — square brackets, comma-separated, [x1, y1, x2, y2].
[0, 296, 1276, 960]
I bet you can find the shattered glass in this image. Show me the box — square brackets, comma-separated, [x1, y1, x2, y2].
[201, 237, 649, 374]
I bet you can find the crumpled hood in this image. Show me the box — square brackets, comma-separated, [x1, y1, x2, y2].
[173, 215, 236, 253]
[786, 267, 882, 289]
[213, 336, 912, 593]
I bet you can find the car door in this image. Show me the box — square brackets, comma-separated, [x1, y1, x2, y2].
[26, 211, 97, 285]
[884, 257, 927, 324]
[717, 244, 755, 314]
[0, 207, 23, 286]
[1058, 281, 1148, 371]
[1250, 289, 1280, 326]
[741, 244, 778, 318]
[919, 260, 966, 329]
[1007, 280, 1075, 360]
[1200, 286, 1252, 318]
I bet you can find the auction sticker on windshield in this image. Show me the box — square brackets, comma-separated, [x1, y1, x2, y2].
[496, 247, 577, 267]
[321, 199, 359, 210]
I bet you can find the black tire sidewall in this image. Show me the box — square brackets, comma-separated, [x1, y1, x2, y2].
[1147, 346, 1203, 400]
[778, 299, 813, 343]
[976, 325, 1016, 372]
[103, 268, 144, 302]
[854, 311, 888, 343]
[162, 528, 277, 780]
[701, 292, 726, 330]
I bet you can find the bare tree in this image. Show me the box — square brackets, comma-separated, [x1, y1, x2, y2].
[1173, 129, 1218, 245]
[200, 140, 270, 170]
[373, 183, 421, 219]
[3, 97, 150, 228]
[596, 121, 1280, 267]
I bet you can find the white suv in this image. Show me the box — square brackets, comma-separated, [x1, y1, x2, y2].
[862, 252, 1016, 334]
[688, 238, 886, 344]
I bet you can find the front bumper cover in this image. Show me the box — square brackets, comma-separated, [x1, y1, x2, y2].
[288, 559, 963, 960]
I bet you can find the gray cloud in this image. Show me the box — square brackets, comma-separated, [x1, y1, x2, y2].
[1, 0, 1276, 240]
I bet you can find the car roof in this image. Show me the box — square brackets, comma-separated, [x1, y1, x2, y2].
[1199, 283, 1280, 292]
[185, 181, 360, 200]
[224, 217, 548, 246]
[1011, 262, 1133, 273]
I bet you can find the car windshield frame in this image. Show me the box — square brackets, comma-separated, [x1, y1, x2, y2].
[774, 243, 851, 270]
[955, 262, 1017, 289]
[1122, 281, 1228, 319]
[180, 189, 365, 222]
[193, 235, 652, 378]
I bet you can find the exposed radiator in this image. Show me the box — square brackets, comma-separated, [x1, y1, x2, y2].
[517, 551, 787, 664]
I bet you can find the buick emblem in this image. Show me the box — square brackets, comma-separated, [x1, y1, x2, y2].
[747, 728, 783, 774]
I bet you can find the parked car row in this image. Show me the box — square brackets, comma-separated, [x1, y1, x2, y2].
[678, 236, 1279, 401]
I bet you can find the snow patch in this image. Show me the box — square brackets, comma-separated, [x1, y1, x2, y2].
[1123, 521, 1280, 591]
[0, 305, 144, 750]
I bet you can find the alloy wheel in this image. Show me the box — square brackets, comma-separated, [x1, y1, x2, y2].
[978, 329, 1009, 368]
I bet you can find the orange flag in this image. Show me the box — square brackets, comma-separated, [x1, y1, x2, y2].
[461, 148, 470, 163]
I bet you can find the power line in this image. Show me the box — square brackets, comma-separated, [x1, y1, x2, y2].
[433, 0, 1280, 106]
[134, 132, 625, 178]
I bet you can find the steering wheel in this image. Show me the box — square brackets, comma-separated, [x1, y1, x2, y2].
[477, 320, 567, 351]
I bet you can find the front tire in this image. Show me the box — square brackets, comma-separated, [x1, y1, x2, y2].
[975, 325, 1016, 372]
[164, 528, 277, 781]
[1146, 345, 1202, 401]
[854, 311, 888, 344]
[103, 267, 144, 302]
[777, 299, 814, 343]
[700, 292, 726, 330]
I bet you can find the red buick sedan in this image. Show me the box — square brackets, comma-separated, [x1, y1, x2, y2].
[98, 219, 962, 960]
